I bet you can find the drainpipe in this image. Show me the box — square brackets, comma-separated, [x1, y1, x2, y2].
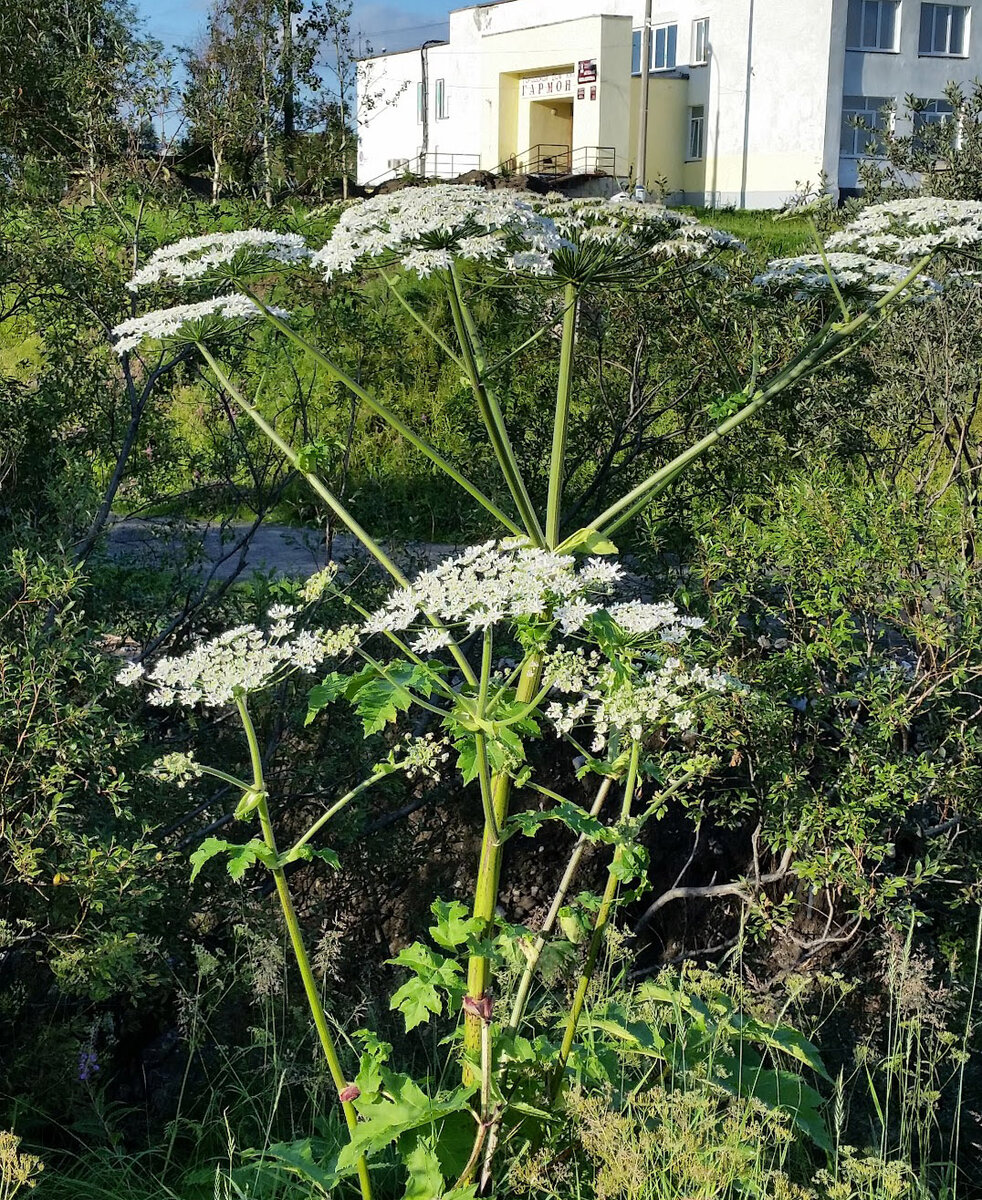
[419, 38, 442, 177]
[634, 0, 653, 200]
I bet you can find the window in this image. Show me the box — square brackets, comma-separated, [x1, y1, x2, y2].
[632, 22, 678, 74]
[416, 82, 424, 124]
[687, 105, 705, 160]
[913, 97, 958, 149]
[692, 17, 710, 65]
[840, 94, 893, 157]
[435, 78, 448, 120]
[653, 23, 678, 70]
[919, 4, 969, 54]
[846, 0, 900, 50]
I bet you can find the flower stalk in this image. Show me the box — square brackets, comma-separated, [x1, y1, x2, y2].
[234, 694, 373, 1200]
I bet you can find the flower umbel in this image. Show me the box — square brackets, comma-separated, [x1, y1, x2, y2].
[128, 229, 310, 291]
[111, 294, 290, 355]
[122, 620, 327, 708]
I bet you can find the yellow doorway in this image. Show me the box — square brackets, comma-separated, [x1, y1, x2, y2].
[528, 98, 573, 164]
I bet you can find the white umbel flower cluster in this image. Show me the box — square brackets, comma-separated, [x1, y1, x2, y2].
[119, 620, 327, 707]
[111, 294, 289, 355]
[361, 541, 626, 640]
[826, 198, 982, 261]
[128, 230, 310, 291]
[543, 647, 730, 750]
[311, 184, 569, 280]
[752, 252, 938, 301]
[539, 195, 745, 259]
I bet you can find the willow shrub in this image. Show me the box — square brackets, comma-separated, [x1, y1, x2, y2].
[111, 188, 982, 1198]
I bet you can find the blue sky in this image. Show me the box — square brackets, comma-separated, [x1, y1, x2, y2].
[134, 0, 451, 58]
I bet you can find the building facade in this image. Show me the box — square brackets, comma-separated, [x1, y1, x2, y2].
[356, 0, 981, 208]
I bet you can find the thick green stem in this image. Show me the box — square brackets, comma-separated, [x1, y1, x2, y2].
[241, 286, 522, 536]
[551, 741, 641, 1097]
[593, 254, 934, 537]
[235, 695, 372, 1200]
[463, 652, 543, 1068]
[196, 342, 477, 688]
[445, 266, 544, 545]
[546, 283, 578, 548]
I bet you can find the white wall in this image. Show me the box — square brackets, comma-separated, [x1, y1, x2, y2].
[357, 0, 982, 204]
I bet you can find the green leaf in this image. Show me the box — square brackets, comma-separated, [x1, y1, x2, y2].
[305, 672, 349, 726]
[388, 943, 464, 1031]
[736, 1017, 831, 1081]
[390, 976, 443, 1031]
[509, 800, 607, 841]
[556, 526, 619, 556]
[429, 899, 482, 950]
[713, 1057, 831, 1150]
[189, 837, 230, 881]
[454, 734, 479, 785]
[257, 1138, 339, 1195]
[337, 1072, 475, 1172]
[401, 1136, 445, 1200]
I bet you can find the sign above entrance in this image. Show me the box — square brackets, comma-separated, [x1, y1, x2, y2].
[520, 72, 575, 100]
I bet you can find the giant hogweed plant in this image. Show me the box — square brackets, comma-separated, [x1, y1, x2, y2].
[114, 189, 980, 1197]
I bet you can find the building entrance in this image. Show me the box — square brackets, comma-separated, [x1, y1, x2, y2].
[527, 98, 573, 171]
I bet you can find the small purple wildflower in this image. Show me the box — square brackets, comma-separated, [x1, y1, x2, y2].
[78, 1047, 100, 1083]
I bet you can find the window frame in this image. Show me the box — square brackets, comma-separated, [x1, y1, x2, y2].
[416, 81, 424, 124]
[632, 22, 678, 74]
[839, 94, 894, 159]
[687, 104, 705, 161]
[435, 77, 448, 120]
[918, 4, 970, 56]
[692, 17, 710, 65]
[846, 0, 901, 52]
[912, 96, 960, 149]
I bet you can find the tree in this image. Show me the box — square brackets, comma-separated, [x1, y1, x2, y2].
[0, 0, 155, 194]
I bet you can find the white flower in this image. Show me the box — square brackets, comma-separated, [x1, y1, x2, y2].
[136, 620, 327, 708]
[607, 600, 704, 638]
[555, 598, 599, 634]
[128, 230, 310, 291]
[301, 564, 339, 602]
[826, 198, 982, 261]
[117, 660, 145, 686]
[111, 294, 289, 355]
[309, 185, 742, 284]
[151, 751, 203, 787]
[753, 252, 938, 301]
[411, 628, 453, 654]
[395, 732, 451, 782]
[311, 185, 569, 281]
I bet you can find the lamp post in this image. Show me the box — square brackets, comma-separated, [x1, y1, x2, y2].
[634, 0, 653, 200]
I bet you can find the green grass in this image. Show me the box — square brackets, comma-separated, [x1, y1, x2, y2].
[690, 207, 815, 258]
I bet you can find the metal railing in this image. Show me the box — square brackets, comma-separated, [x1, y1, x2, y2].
[494, 144, 618, 178]
[417, 151, 482, 178]
[361, 152, 482, 188]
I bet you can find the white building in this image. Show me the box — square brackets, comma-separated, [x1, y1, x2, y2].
[356, 0, 981, 207]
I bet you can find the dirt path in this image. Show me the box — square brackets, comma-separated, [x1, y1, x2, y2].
[103, 517, 464, 580]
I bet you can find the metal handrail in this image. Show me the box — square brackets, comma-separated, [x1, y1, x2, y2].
[494, 144, 618, 178]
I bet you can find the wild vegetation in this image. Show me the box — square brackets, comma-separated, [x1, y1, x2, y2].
[4, 3, 982, 1198]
